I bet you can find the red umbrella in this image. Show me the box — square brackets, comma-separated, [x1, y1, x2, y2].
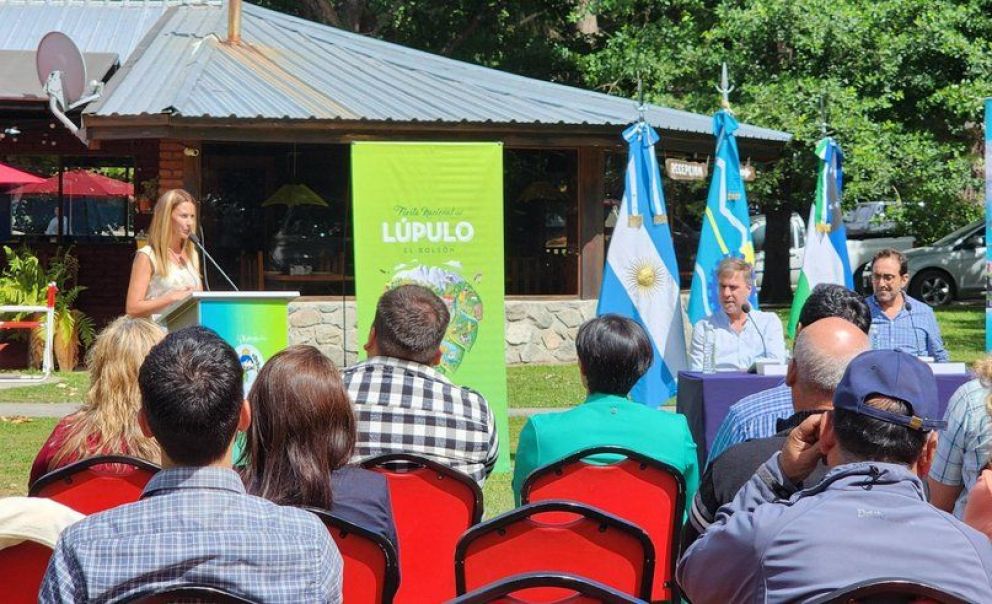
[0, 161, 45, 186]
[11, 169, 133, 197]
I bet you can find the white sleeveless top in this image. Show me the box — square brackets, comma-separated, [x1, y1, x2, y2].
[137, 245, 202, 301]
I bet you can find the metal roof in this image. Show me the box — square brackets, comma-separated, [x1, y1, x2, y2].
[0, 1, 218, 62]
[1, 1, 790, 142]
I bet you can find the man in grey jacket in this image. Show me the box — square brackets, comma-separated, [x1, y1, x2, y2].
[678, 350, 992, 603]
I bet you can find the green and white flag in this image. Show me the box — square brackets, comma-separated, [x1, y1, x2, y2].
[787, 137, 853, 338]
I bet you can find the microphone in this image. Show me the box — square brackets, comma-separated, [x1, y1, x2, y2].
[189, 232, 239, 291]
[741, 302, 769, 359]
[902, 292, 924, 357]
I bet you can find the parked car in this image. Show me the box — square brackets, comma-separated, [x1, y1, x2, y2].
[900, 220, 985, 307]
[751, 212, 805, 290]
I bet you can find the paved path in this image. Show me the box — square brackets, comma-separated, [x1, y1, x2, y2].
[0, 402, 79, 417]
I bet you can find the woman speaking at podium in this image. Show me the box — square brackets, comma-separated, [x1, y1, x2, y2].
[125, 189, 203, 319]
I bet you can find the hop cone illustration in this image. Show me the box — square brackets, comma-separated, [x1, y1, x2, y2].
[387, 261, 483, 375]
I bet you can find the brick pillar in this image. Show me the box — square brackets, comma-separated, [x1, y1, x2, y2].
[158, 140, 186, 192]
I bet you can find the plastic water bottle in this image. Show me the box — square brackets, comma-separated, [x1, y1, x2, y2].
[702, 322, 715, 373]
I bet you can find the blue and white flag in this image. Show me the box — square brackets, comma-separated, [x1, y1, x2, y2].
[687, 110, 756, 325]
[598, 122, 687, 405]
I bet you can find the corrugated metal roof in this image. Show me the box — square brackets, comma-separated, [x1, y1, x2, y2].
[2, 1, 790, 142]
[0, 1, 219, 62]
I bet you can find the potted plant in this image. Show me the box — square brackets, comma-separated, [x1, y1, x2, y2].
[0, 245, 95, 371]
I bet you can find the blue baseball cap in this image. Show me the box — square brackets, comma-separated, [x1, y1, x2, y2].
[833, 349, 946, 431]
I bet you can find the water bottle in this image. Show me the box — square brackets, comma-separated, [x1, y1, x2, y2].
[702, 322, 716, 373]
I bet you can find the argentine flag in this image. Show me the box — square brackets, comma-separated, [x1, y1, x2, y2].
[687, 110, 756, 325]
[787, 137, 853, 337]
[598, 122, 687, 405]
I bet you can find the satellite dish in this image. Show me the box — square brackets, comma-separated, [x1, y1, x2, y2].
[34, 31, 101, 143]
[36, 31, 87, 107]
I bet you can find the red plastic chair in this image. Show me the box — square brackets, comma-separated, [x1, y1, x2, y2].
[29, 455, 160, 515]
[361, 453, 483, 604]
[806, 578, 969, 604]
[521, 447, 685, 603]
[0, 540, 54, 603]
[455, 501, 655, 601]
[447, 572, 646, 604]
[307, 508, 400, 604]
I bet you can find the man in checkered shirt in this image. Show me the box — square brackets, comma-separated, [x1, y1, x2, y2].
[345, 284, 499, 485]
[40, 327, 342, 603]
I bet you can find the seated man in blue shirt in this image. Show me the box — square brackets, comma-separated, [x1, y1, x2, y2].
[689, 257, 786, 371]
[40, 327, 343, 603]
[706, 284, 871, 463]
[867, 248, 949, 361]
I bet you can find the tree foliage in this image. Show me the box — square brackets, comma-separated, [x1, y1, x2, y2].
[261, 1, 992, 296]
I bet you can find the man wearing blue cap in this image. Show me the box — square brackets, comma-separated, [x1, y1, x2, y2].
[678, 349, 992, 603]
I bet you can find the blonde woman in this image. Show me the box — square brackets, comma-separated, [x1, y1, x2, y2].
[125, 189, 202, 318]
[29, 316, 166, 485]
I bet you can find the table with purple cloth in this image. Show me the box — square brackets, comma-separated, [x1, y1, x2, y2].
[676, 370, 973, 468]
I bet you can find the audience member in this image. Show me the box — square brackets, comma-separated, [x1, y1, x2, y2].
[0, 497, 81, 551]
[242, 345, 397, 547]
[40, 327, 342, 603]
[30, 316, 165, 485]
[707, 284, 870, 463]
[678, 350, 992, 603]
[344, 284, 498, 484]
[866, 248, 949, 360]
[929, 356, 992, 518]
[512, 315, 698, 513]
[689, 257, 786, 371]
[684, 317, 868, 547]
[964, 466, 992, 540]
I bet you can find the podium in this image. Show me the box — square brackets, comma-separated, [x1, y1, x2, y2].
[158, 291, 299, 394]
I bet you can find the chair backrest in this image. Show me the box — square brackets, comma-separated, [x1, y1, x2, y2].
[455, 501, 654, 601]
[0, 540, 54, 604]
[123, 585, 256, 603]
[29, 455, 161, 515]
[806, 578, 969, 604]
[521, 446, 685, 603]
[361, 453, 483, 604]
[308, 508, 400, 604]
[448, 571, 646, 604]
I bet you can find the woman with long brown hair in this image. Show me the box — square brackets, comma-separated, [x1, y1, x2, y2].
[242, 345, 396, 545]
[30, 316, 165, 484]
[125, 188, 202, 318]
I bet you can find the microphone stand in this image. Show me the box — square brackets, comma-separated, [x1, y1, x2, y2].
[741, 302, 769, 360]
[189, 234, 239, 291]
[903, 291, 925, 358]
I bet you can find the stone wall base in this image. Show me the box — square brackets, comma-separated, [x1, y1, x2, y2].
[288, 299, 599, 366]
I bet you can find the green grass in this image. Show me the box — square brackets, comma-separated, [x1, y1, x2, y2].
[481, 416, 526, 518]
[0, 371, 88, 403]
[506, 364, 583, 408]
[934, 306, 984, 364]
[0, 417, 58, 496]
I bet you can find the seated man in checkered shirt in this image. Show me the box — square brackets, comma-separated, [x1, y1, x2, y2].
[345, 284, 499, 485]
[40, 327, 342, 603]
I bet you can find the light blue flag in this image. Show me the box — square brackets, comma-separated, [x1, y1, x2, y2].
[598, 122, 687, 405]
[687, 110, 757, 325]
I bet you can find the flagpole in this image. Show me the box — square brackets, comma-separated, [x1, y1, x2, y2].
[985, 98, 992, 352]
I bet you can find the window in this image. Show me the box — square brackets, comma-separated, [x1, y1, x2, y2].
[201, 143, 352, 295]
[503, 149, 578, 295]
[1, 155, 135, 242]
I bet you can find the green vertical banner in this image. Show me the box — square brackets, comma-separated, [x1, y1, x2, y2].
[351, 142, 509, 472]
